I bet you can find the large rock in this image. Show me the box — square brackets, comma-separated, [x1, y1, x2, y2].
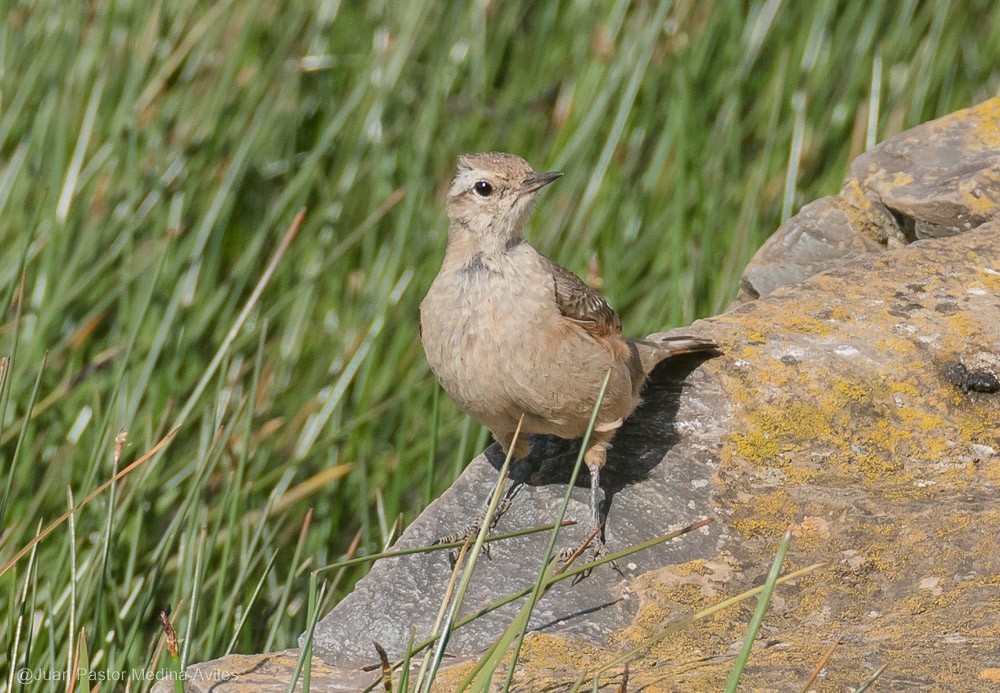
[165, 103, 1000, 692]
[738, 97, 1000, 302]
[172, 224, 1000, 692]
[738, 195, 883, 302]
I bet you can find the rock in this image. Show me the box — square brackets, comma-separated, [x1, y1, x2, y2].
[737, 196, 882, 301]
[156, 652, 365, 692]
[738, 97, 1000, 302]
[169, 224, 1000, 691]
[161, 103, 1000, 692]
[308, 349, 725, 655]
[846, 97, 1000, 242]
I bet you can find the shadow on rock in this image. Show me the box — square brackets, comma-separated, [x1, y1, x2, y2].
[484, 351, 719, 517]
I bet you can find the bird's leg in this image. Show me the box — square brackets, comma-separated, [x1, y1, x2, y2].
[570, 429, 624, 583]
[583, 437, 610, 548]
[433, 430, 529, 567]
[588, 449, 604, 522]
[435, 476, 521, 566]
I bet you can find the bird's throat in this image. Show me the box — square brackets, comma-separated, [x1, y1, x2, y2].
[445, 221, 524, 271]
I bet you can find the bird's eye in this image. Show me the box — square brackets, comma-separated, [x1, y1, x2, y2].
[473, 181, 494, 197]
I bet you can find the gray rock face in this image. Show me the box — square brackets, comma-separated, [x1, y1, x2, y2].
[738, 97, 1000, 302]
[310, 349, 727, 663]
[738, 196, 882, 301]
[161, 98, 1000, 692]
[848, 101, 1000, 240]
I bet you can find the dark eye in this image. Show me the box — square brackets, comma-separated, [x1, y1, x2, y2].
[473, 181, 493, 197]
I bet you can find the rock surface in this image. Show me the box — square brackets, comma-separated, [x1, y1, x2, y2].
[738, 96, 1000, 302]
[163, 101, 1000, 692]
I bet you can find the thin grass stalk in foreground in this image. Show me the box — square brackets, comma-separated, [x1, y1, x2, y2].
[213, 323, 269, 654]
[0, 427, 178, 578]
[316, 520, 575, 576]
[69, 628, 90, 693]
[360, 518, 713, 690]
[497, 368, 613, 691]
[289, 571, 328, 693]
[800, 635, 843, 692]
[66, 486, 78, 688]
[0, 269, 26, 490]
[181, 527, 208, 669]
[465, 523, 603, 692]
[332, 531, 365, 590]
[27, 561, 40, 683]
[852, 663, 889, 693]
[225, 550, 279, 654]
[264, 508, 313, 653]
[571, 561, 826, 690]
[0, 347, 45, 527]
[5, 519, 40, 692]
[412, 540, 472, 693]
[457, 519, 712, 691]
[724, 529, 793, 692]
[94, 430, 127, 651]
[417, 416, 525, 692]
[0, 357, 7, 441]
[67, 626, 85, 693]
[398, 627, 417, 691]
[466, 551, 565, 690]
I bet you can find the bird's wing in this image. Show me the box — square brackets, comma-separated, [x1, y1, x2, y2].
[541, 256, 622, 337]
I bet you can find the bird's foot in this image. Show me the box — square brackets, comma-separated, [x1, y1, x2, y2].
[568, 523, 624, 586]
[432, 483, 518, 568]
[564, 459, 622, 584]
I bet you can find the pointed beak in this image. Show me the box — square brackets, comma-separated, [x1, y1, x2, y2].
[521, 170, 563, 193]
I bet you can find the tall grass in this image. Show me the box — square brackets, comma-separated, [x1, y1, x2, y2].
[1, 0, 998, 686]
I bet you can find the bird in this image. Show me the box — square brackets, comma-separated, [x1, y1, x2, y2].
[419, 151, 717, 557]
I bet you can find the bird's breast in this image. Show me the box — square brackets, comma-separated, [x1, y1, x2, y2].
[419, 251, 634, 437]
[420, 260, 556, 419]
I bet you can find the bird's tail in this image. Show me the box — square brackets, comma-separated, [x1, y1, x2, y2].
[629, 335, 720, 376]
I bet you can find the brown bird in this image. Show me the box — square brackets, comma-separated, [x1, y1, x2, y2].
[420, 152, 717, 547]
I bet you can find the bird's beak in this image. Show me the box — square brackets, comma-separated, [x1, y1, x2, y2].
[521, 170, 563, 193]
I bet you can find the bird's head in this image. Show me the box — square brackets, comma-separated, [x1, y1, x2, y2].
[446, 152, 562, 249]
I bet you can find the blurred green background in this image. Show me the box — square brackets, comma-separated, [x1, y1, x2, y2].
[2, 0, 998, 682]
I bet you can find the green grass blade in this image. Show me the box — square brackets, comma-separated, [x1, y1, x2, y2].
[416, 418, 524, 692]
[572, 561, 826, 688]
[226, 550, 279, 655]
[724, 529, 793, 692]
[497, 369, 613, 690]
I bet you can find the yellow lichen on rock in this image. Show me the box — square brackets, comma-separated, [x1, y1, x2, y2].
[967, 96, 1000, 148]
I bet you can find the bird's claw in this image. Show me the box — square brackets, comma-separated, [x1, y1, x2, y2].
[432, 524, 482, 568]
[433, 485, 518, 568]
[569, 531, 623, 586]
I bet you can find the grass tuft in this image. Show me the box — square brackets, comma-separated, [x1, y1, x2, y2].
[0, 2, 997, 688]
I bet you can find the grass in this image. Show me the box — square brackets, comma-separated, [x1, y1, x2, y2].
[1, 0, 999, 688]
